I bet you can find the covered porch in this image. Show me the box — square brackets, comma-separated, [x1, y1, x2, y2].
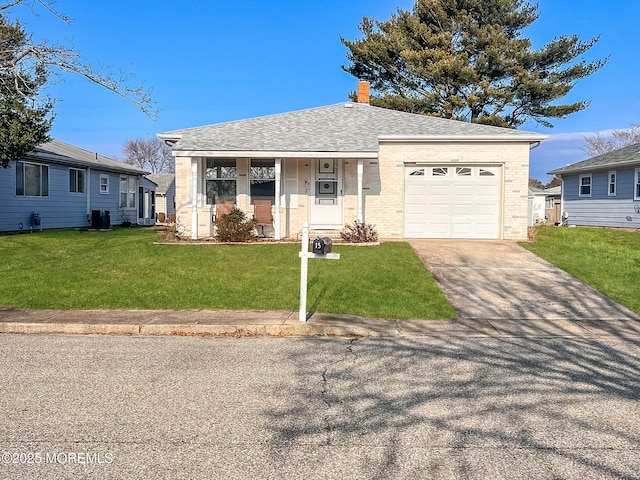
[177, 154, 374, 240]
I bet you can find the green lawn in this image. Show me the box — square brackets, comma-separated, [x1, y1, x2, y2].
[522, 226, 640, 313]
[0, 228, 456, 320]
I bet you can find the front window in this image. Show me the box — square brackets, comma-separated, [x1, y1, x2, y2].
[608, 171, 616, 196]
[16, 161, 49, 197]
[635, 169, 640, 200]
[206, 158, 237, 205]
[579, 174, 591, 197]
[119, 175, 136, 208]
[69, 168, 85, 193]
[249, 159, 275, 204]
[545, 197, 554, 209]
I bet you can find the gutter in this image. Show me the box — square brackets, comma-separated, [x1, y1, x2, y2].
[378, 134, 548, 143]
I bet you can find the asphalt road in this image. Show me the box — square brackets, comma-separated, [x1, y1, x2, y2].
[1, 334, 639, 480]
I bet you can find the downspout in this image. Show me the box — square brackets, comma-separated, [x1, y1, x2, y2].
[558, 175, 566, 225]
[86, 167, 91, 224]
[357, 159, 363, 222]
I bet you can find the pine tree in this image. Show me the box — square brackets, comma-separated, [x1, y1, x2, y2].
[0, 15, 53, 168]
[341, 0, 608, 128]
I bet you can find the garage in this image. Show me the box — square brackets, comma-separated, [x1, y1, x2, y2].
[405, 165, 501, 239]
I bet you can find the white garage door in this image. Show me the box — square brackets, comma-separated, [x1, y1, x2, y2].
[405, 165, 501, 239]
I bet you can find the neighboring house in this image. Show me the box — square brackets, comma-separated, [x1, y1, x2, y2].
[528, 187, 547, 226]
[146, 174, 176, 222]
[1, 139, 155, 232]
[548, 143, 640, 228]
[528, 185, 563, 226]
[544, 185, 562, 225]
[158, 82, 546, 240]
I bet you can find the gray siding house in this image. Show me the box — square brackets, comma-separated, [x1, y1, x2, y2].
[1, 139, 155, 232]
[147, 174, 175, 222]
[548, 143, 640, 228]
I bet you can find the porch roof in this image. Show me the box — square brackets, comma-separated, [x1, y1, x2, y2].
[159, 102, 546, 155]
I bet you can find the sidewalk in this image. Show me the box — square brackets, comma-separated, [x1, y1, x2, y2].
[1, 307, 639, 338]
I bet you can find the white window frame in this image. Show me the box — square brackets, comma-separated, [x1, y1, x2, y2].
[205, 158, 237, 205]
[16, 161, 49, 197]
[608, 171, 616, 196]
[545, 197, 554, 209]
[119, 175, 136, 208]
[69, 168, 85, 194]
[635, 168, 640, 201]
[249, 158, 276, 204]
[579, 174, 592, 197]
[100, 174, 109, 194]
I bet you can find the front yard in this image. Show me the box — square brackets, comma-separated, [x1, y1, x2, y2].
[523, 226, 640, 314]
[0, 228, 456, 320]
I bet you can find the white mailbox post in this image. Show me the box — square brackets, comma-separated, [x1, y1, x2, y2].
[299, 221, 340, 322]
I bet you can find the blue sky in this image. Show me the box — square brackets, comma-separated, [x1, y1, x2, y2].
[13, 0, 640, 181]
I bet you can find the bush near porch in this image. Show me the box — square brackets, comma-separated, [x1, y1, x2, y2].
[0, 228, 456, 320]
[522, 226, 640, 314]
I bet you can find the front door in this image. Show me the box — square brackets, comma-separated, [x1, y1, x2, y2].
[309, 159, 343, 229]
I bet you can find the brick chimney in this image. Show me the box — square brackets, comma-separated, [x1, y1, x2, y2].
[357, 81, 370, 104]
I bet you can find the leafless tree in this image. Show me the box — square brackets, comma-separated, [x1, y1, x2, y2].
[122, 138, 174, 174]
[583, 124, 640, 157]
[0, 0, 156, 117]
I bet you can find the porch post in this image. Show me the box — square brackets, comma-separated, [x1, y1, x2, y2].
[274, 158, 281, 240]
[357, 159, 364, 222]
[191, 158, 198, 240]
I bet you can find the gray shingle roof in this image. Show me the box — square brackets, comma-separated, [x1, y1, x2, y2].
[160, 103, 545, 153]
[27, 139, 147, 175]
[146, 174, 175, 193]
[548, 142, 640, 176]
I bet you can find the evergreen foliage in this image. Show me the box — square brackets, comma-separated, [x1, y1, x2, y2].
[214, 207, 258, 242]
[0, 15, 53, 167]
[341, 0, 608, 128]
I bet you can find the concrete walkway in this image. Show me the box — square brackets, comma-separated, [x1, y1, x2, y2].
[1, 240, 639, 338]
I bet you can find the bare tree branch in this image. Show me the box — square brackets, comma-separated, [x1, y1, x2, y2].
[583, 124, 640, 157]
[123, 138, 174, 174]
[1, 0, 157, 118]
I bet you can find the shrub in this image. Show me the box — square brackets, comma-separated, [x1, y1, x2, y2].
[340, 220, 379, 243]
[214, 207, 257, 242]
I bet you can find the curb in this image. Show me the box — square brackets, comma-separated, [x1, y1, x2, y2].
[0, 322, 385, 338]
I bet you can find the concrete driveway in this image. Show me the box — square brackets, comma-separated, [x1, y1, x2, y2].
[410, 240, 640, 322]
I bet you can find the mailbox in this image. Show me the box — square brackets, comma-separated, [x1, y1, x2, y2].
[322, 237, 333, 253]
[312, 237, 333, 254]
[312, 237, 325, 254]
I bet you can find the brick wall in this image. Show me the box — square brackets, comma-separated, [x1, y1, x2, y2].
[175, 141, 531, 241]
[367, 141, 531, 240]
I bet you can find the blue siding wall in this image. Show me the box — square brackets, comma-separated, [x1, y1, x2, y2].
[1, 161, 136, 232]
[563, 168, 635, 201]
[87, 171, 125, 223]
[562, 167, 640, 228]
